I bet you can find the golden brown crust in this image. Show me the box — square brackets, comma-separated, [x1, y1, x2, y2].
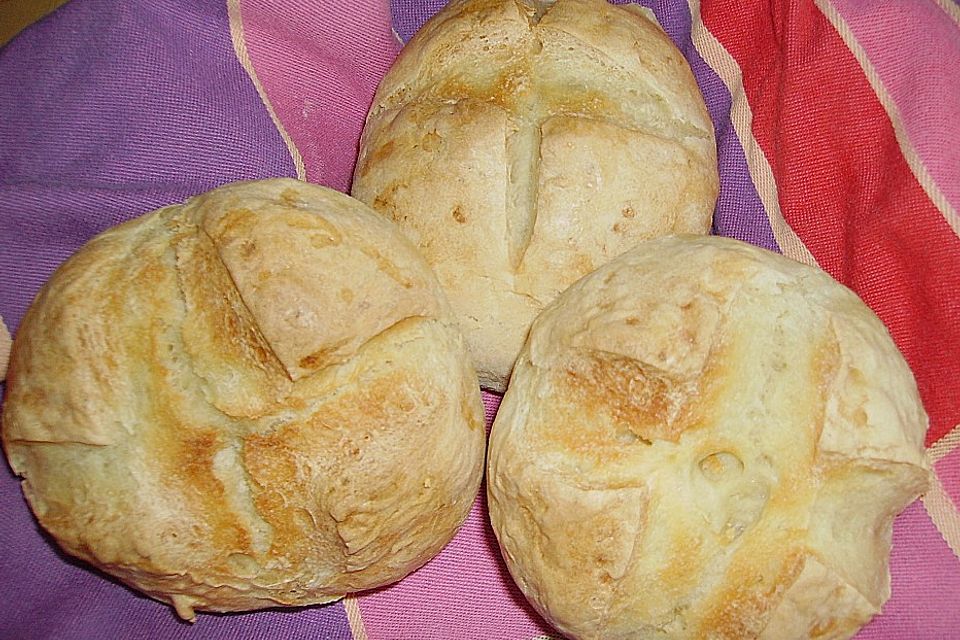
[2, 179, 486, 621]
[487, 235, 929, 640]
[352, 0, 719, 391]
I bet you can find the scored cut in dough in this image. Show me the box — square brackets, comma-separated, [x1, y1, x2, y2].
[353, 0, 719, 391]
[488, 235, 929, 640]
[2, 179, 486, 621]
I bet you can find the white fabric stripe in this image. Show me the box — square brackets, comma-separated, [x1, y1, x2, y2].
[344, 595, 369, 640]
[226, 0, 307, 181]
[684, 0, 820, 268]
[922, 471, 960, 562]
[928, 424, 960, 465]
[934, 0, 960, 27]
[816, 0, 960, 241]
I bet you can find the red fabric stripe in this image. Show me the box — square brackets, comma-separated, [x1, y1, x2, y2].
[700, 0, 960, 445]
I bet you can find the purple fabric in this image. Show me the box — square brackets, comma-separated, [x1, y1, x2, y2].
[388, 0, 781, 252]
[0, 0, 297, 334]
[389, 0, 447, 41]
[635, 0, 779, 252]
[0, 0, 354, 637]
[0, 0, 796, 637]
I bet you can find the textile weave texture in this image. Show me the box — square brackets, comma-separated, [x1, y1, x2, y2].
[0, 0, 957, 638]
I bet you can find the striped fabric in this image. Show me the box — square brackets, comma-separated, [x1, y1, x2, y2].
[0, 0, 956, 638]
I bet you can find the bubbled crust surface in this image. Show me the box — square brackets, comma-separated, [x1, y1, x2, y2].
[487, 235, 929, 640]
[1, 179, 486, 621]
[352, 0, 719, 391]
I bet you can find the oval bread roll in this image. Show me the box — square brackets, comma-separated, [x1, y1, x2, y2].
[488, 235, 929, 639]
[2, 179, 486, 621]
[352, 0, 719, 391]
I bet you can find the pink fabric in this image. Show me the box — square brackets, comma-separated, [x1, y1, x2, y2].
[3, 0, 952, 637]
[233, 3, 555, 635]
[235, 0, 959, 636]
[238, 0, 401, 191]
[358, 488, 554, 639]
[829, 0, 960, 214]
[936, 447, 960, 508]
[859, 500, 960, 638]
[358, 391, 551, 638]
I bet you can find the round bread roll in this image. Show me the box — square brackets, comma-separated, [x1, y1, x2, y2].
[352, 0, 719, 391]
[2, 179, 486, 621]
[487, 235, 930, 639]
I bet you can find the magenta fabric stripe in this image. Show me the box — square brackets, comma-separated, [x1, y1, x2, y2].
[859, 501, 960, 638]
[237, 0, 401, 192]
[0, 1, 352, 638]
[353, 3, 786, 636]
[829, 0, 960, 218]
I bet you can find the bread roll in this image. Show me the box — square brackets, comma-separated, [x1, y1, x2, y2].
[487, 235, 929, 639]
[352, 0, 719, 391]
[2, 179, 486, 621]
